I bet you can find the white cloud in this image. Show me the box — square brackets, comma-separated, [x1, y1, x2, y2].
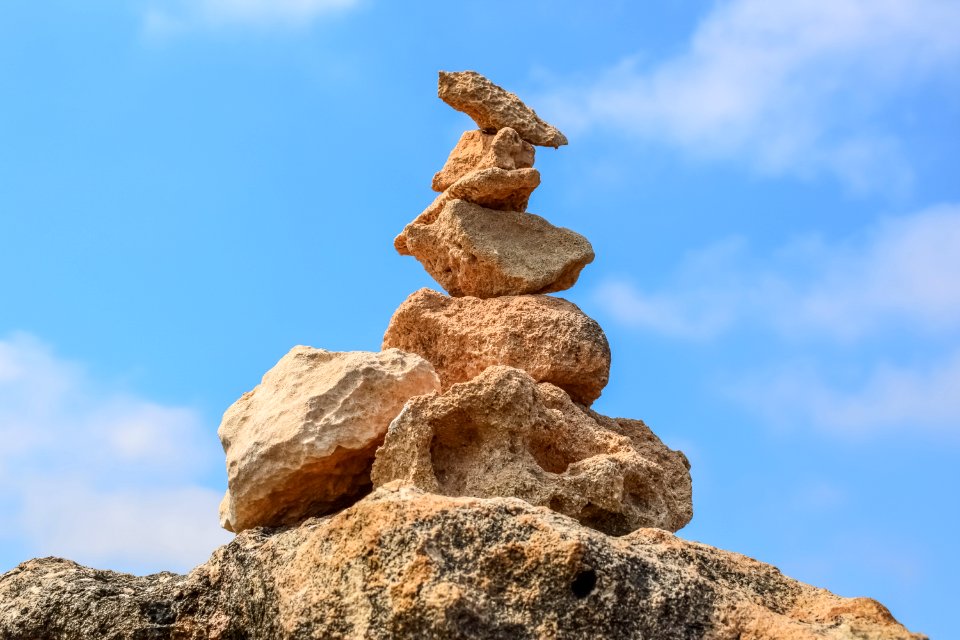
[545, 0, 960, 191]
[594, 203, 960, 341]
[145, 0, 360, 34]
[732, 352, 960, 436]
[0, 333, 230, 573]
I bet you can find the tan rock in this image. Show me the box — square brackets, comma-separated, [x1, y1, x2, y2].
[218, 346, 439, 532]
[432, 127, 535, 192]
[439, 70, 569, 148]
[402, 199, 594, 297]
[2, 487, 926, 639]
[372, 366, 692, 535]
[394, 167, 541, 255]
[382, 288, 610, 405]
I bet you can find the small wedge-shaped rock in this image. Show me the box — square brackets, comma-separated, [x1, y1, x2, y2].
[439, 70, 568, 148]
[403, 199, 594, 298]
[432, 128, 535, 192]
[373, 366, 692, 535]
[382, 288, 610, 405]
[218, 346, 439, 532]
[395, 167, 540, 255]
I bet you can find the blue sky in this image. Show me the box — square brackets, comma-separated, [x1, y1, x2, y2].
[1, 1, 958, 636]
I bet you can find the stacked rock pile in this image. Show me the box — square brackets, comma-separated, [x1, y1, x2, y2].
[1, 71, 927, 640]
[217, 70, 693, 538]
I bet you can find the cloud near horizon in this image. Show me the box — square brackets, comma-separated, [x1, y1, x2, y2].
[543, 0, 960, 192]
[0, 333, 230, 574]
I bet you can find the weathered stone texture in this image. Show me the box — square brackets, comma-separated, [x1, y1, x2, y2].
[218, 346, 439, 532]
[372, 366, 692, 535]
[439, 70, 568, 148]
[0, 486, 926, 640]
[395, 168, 541, 256]
[432, 127, 535, 192]
[401, 199, 593, 298]
[381, 288, 610, 405]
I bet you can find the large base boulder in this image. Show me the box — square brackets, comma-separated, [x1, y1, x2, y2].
[372, 366, 692, 535]
[218, 346, 439, 532]
[0, 486, 926, 640]
[382, 288, 610, 405]
[401, 199, 594, 298]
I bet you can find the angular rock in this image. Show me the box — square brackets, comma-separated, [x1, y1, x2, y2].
[395, 167, 541, 255]
[432, 127, 535, 192]
[218, 346, 439, 532]
[382, 288, 610, 405]
[0, 486, 926, 640]
[372, 366, 692, 535]
[439, 70, 568, 148]
[402, 199, 594, 298]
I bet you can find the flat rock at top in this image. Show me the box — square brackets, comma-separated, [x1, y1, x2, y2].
[382, 288, 610, 405]
[218, 346, 439, 532]
[372, 366, 693, 535]
[439, 70, 568, 148]
[1, 486, 926, 639]
[394, 167, 540, 255]
[432, 127, 535, 192]
[402, 199, 594, 298]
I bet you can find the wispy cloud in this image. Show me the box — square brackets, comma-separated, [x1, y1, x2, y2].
[594, 204, 960, 437]
[730, 353, 960, 436]
[0, 333, 230, 573]
[594, 203, 960, 341]
[144, 0, 360, 34]
[544, 0, 960, 191]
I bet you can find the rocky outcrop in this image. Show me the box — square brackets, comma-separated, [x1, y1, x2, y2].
[0, 486, 926, 640]
[218, 346, 439, 532]
[382, 288, 610, 405]
[432, 127, 535, 192]
[400, 199, 594, 297]
[372, 366, 692, 535]
[439, 70, 568, 148]
[0, 69, 925, 640]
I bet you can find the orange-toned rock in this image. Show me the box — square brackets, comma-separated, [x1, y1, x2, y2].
[439, 70, 568, 148]
[402, 199, 594, 297]
[395, 167, 541, 255]
[217, 346, 439, 532]
[372, 366, 692, 535]
[2, 487, 926, 639]
[382, 289, 610, 405]
[432, 127, 535, 192]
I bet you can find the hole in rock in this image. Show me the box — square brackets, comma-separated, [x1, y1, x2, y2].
[571, 568, 597, 599]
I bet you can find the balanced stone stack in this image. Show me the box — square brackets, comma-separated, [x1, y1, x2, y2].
[0, 72, 926, 640]
[377, 70, 693, 534]
[216, 70, 694, 538]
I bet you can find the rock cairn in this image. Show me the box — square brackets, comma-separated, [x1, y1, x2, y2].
[217, 69, 693, 537]
[0, 71, 926, 640]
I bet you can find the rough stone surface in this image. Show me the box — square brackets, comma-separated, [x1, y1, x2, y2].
[402, 199, 594, 298]
[382, 288, 610, 405]
[395, 167, 541, 255]
[432, 127, 535, 192]
[0, 486, 926, 640]
[372, 366, 692, 535]
[218, 346, 439, 533]
[439, 70, 569, 148]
